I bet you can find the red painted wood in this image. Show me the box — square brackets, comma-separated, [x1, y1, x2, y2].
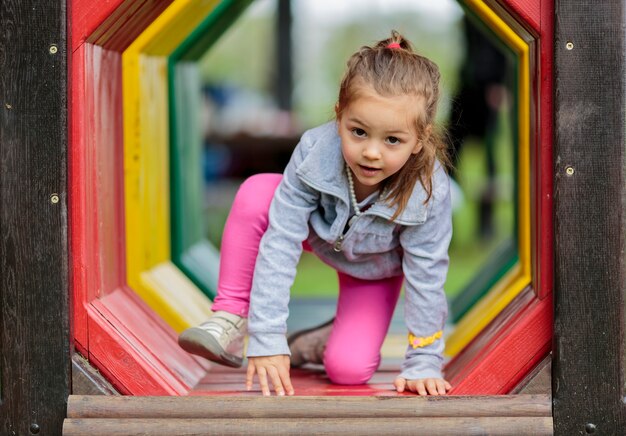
[67, 0, 556, 398]
[88, 306, 179, 395]
[536, 0, 554, 300]
[446, 295, 552, 394]
[71, 39, 212, 394]
[97, 287, 211, 384]
[70, 0, 125, 51]
[440, 0, 555, 395]
[445, 287, 537, 376]
[190, 365, 410, 397]
[69, 42, 90, 350]
[87, 299, 200, 395]
[501, 0, 541, 33]
[89, 0, 174, 51]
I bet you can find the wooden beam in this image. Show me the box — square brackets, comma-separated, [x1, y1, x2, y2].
[67, 394, 551, 419]
[72, 354, 119, 396]
[63, 417, 553, 436]
[0, 0, 70, 434]
[275, 0, 292, 111]
[553, 0, 626, 434]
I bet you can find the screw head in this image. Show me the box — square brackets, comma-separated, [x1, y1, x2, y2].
[565, 166, 575, 176]
[49, 44, 58, 54]
[566, 41, 574, 50]
[29, 423, 40, 434]
[50, 194, 60, 204]
[585, 422, 597, 433]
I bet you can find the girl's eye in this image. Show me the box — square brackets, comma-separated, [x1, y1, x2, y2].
[351, 128, 367, 138]
[387, 136, 400, 145]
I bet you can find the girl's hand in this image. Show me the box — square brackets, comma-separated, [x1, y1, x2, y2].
[246, 355, 294, 396]
[393, 376, 452, 396]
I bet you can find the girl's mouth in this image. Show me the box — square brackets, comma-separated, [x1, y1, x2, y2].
[359, 165, 382, 177]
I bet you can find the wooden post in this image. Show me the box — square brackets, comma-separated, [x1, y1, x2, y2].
[553, 0, 626, 434]
[275, 0, 292, 111]
[0, 0, 70, 435]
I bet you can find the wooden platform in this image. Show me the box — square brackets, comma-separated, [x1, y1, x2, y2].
[189, 360, 406, 397]
[63, 394, 553, 435]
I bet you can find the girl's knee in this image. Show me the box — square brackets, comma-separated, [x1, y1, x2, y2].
[232, 174, 282, 216]
[324, 353, 379, 385]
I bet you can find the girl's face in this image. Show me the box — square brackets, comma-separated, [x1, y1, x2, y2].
[338, 86, 422, 200]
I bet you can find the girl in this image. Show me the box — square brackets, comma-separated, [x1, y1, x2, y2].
[179, 30, 453, 397]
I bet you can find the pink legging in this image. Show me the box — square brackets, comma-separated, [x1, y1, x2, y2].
[212, 174, 403, 385]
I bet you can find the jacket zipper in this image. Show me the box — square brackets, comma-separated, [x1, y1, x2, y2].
[333, 214, 362, 252]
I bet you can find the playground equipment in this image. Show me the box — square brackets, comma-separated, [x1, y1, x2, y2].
[1, 0, 624, 434]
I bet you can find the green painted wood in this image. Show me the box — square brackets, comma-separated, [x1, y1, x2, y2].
[0, 0, 70, 433]
[169, 0, 254, 298]
[451, 239, 518, 322]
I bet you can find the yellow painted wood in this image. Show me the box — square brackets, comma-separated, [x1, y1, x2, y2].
[445, 0, 533, 357]
[122, 0, 219, 331]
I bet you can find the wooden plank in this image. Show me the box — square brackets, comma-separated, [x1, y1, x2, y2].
[121, 1, 218, 331]
[170, 62, 219, 298]
[536, 0, 554, 303]
[512, 355, 551, 395]
[446, 0, 534, 357]
[63, 417, 553, 436]
[72, 354, 120, 395]
[496, 0, 540, 33]
[0, 0, 70, 434]
[87, 294, 207, 395]
[87, 0, 174, 50]
[553, 0, 626, 434]
[70, 0, 124, 51]
[72, 41, 210, 392]
[446, 289, 552, 394]
[67, 395, 551, 418]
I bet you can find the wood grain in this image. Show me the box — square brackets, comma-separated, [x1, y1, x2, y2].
[63, 417, 553, 436]
[0, 0, 70, 434]
[67, 394, 551, 418]
[553, 0, 626, 434]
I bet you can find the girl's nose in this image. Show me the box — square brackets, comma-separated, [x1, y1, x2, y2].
[362, 141, 382, 160]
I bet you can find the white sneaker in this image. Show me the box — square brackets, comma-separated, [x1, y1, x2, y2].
[178, 311, 247, 368]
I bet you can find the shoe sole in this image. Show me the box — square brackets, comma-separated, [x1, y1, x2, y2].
[287, 318, 334, 367]
[178, 329, 243, 368]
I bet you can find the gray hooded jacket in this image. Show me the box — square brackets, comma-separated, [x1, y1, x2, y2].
[247, 121, 452, 380]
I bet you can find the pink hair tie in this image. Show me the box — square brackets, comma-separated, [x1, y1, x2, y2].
[387, 42, 402, 49]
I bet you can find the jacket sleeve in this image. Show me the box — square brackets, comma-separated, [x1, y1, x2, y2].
[246, 134, 320, 357]
[398, 170, 452, 380]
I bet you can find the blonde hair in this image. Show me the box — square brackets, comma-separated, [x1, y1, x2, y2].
[335, 30, 450, 219]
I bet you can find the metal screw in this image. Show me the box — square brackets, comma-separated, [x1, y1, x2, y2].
[49, 44, 58, 54]
[4, 103, 12, 109]
[50, 194, 60, 204]
[29, 423, 40, 434]
[585, 423, 597, 433]
[566, 41, 574, 50]
[566, 166, 575, 176]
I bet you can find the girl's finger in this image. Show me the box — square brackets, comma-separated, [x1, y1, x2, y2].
[267, 366, 285, 396]
[257, 366, 271, 396]
[278, 365, 295, 396]
[393, 377, 406, 393]
[425, 379, 439, 396]
[416, 380, 428, 396]
[445, 380, 452, 391]
[246, 361, 256, 391]
[436, 380, 447, 395]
